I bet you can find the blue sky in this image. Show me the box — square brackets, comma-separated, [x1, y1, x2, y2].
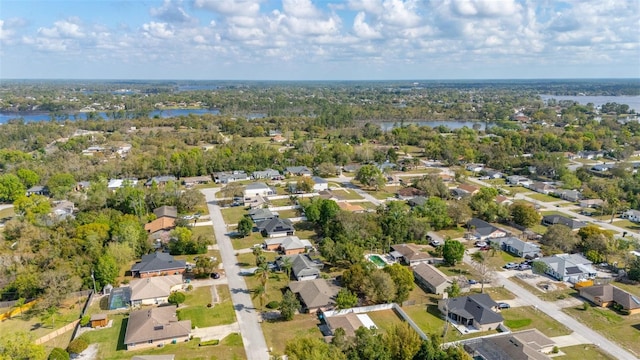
[1, 0, 639, 80]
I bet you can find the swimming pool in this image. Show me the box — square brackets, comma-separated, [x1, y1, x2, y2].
[368, 254, 387, 268]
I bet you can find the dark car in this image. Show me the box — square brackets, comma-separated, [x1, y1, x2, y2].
[211, 272, 220, 279]
[497, 302, 510, 309]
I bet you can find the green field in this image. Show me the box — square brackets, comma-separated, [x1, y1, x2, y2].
[178, 286, 237, 328]
[262, 314, 323, 356]
[221, 206, 248, 226]
[528, 193, 561, 202]
[556, 345, 616, 360]
[501, 306, 571, 337]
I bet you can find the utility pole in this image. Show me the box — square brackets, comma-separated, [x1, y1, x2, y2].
[91, 269, 97, 294]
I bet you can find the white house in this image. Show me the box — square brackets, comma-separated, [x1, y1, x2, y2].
[623, 209, 640, 223]
[129, 275, 184, 306]
[244, 182, 275, 199]
[311, 177, 329, 192]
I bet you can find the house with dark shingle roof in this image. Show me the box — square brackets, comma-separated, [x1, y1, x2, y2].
[131, 252, 186, 278]
[413, 263, 450, 294]
[278, 254, 324, 281]
[288, 278, 341, 313]
[489, 237, 541, 259]
[258, 218, 295, 238]
[396, 187, 426, 200]
[248, 208, 277, 223]
[535, 254, 596, 282]
[462, 329, 556, 360]
[467, 218, 507, 241]
[541, 215, 586, 230]
[390, 243, 433, 265]
[154, 206, 177, 219]
[124, 306, 190, 350]
[438, 294, 503, 331]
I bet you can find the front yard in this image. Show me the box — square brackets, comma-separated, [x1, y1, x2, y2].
[501, 306, 571, 337]
[221, 206, 248, 226]
[556, 344, 616, 360]
[177, 286, 237, 328]
[528, 193, 561, 203]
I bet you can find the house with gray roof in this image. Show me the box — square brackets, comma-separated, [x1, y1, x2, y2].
[131, 252, 186, 278]
[288, 278, 341, 313]
[555, 189, 582, 202]
[145, 176, 177, 187]
[462, 329, 555, 360]
[244, 182, 275, 198]
[467, 218, 507, 241]
[153, 205, 177, 219]
[579, 284, 640, 315]
[124, 306, 191, 351]
[279, 254, 324, 281]
[213, 171, 250, 184]
[489, 237, 541, 259]
[252, 169, 281, 180]
[264, 236, 310, 255]
[26, 185, 49, 197]
[535, 253, 596, 282]
[438, 294, 503, 331]
[129, 275, 183, 306]
[390, 243, 433, 265]
[286, 166, 312, 176]
[312, 177, 329, 192]
[413, 263, 450, 294]
[622, 209, 640, 223]
[248, 208, 277, 223]
[258, 218, 295, 238]
[541, 215, 586, 230]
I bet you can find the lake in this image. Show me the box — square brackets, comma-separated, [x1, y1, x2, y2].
[0, 108, 221, 124]
[539, 95, 640, 111]
[379, 120, 486, 131]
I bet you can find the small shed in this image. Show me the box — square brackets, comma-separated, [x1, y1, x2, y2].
[90, 313, 108, 328]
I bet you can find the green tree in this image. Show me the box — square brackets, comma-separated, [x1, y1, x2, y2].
[0, 174, 26, 203]
[442, 239, 465, 266]
[412, 334, 471, 360]
[532, 261, 549, 275]
[347, 327, 391, 360]
[48, 347, 70, 360]
[13, 194, 51, 222]
[16, 168, 40, 188]
[422, 197, 453, 230]
[366, 270, 397, 304]
[252, 284, 267, 310]
[94, 254, 118, 290]
[628, 258, 640, 281]
[279, 289, 300, 321]
[335, 288, 359, 309]
[168, 291, 186, 306]
[0, 332, 46, 360]
[445, 282, 461, 298]
[237, 217, 253, 237]
[194, 256, 216, 278]
[296, 177, 314, 193]
[510, 203, 541, 228]
[280, 256, 293, 279]
[355, 164, 385, 190]
[285, 336, 347, 360]
[47, 173, 76, 199]
[385, 322, 422, 360]
[383, 263, 415, 303]
[540, 224, 579, 253]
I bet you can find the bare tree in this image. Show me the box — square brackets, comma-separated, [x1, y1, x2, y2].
[471, 251, 495, 293]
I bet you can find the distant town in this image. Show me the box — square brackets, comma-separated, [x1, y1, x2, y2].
[0, 79, 639, 360]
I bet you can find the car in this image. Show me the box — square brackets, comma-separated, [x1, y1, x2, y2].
[479, 245, 490, 251]
[211, 272, 220, 279]
[468, 279, 478, 285]
[474, 241, 487, 247]
[430, 240, 441, 247]
[497, 302, 510, 309]
[504, 262, 518, 269]
[518, 264, 531, 271]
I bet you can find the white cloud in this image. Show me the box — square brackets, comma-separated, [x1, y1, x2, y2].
[282, 0, 321, 18]
[38, 20, 85, 38]
[194, 0, 261, 17]
[142, 22, 174, 39]
[353, 12, 382, 39]
[150, 0, 195, 24]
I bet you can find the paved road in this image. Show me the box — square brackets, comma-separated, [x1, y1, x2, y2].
[201, 188, 270, 360]
[464, 253, 638, 360]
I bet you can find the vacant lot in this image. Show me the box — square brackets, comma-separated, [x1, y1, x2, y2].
[501, 306, 571, 337]
[221, 206, 248, 226]
[556, 344, 616, 360]
[192, 225, 216, 244]
[262, 314, 322, 356]
[564, 305, 640, 357]
[528, 193, 561, 203]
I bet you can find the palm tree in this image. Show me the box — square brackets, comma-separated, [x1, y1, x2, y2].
[281, 256, 293, 280]
[489, 241, 501, 257]
[41, 306, 60, 328]
[255, 262, 270, 289]
[12, 298, 26, 318]
[252, 284, 267, 311]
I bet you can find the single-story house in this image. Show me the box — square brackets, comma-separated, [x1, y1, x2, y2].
[622, 209, 640, 223]
[466, 164, 484, 173]
[312, 177, 329, 192]
[495, 195, 513, 207]
[462, 329, 556, 360]
[528, 182, 556, 195]
[244, 182, 275, 199]
[556, 189, 582, 202]
[248, 208, 278, 223]
[466, 218, 508, 241]
[396, 187, 426, 200]
[129, 275, 183, 306]
[181, 176, 211, 187]
[288, 279, 341, 313]
[264, 236, 311, 255]
[457, 183, 480, 196]
[26, 185, 49, 196]
[438, 294, 503, 331]
[154, 206, 177, 219]
[252, 169, 281, 180]
[578, 150, 605, 160]
[591, 163, 615, 172]
[144, 217, 176, 235]
[107, 178, 139, 191]
[541, 215, 586, 230]
[145, 176, 177, 187]
[325, 313, 371, 337]
[408, 196, 428, 207]
[579, 284, 640, 315]
[506, 175, 532, 186]
[579, 199, 604, 208]
[413, 263, 450, 295]
[131, 252, 186, 278]
[124, 306, 191, 351]
[390, 243, 433, 265]
[258, 218, 295, 238]
[482, 169, 504, 179]
[286, 166, 313, 177]
[214, 171, 250, 184]
[51, 200, 75, 221]
[90, 314, 108, 328]
[535, 254, 596, 282]
[280, 254, 324, 281]
[489, 237, 541, 259]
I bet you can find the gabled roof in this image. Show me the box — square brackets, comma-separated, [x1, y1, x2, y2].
[245, 182, 271, 191]
[253, 169, 280, 178]
[288, 279, 340, 309]
[285, 254, 323, 279]
[131, 252, 186, 274]
[537, 253, 594, 279]
[258, 218, 294, 234]
[145, 176, 177, 186]
[468, 218, 504, 237]
[542, 215, 586, 229]
[154, 206, 177, 219]
[391, 243, 431, 262]
[281, 236, 306, 251]
[490, 237, 540, 255]
[457, 183, 479, 194]
[248, 208, 276, 221]
[124, 306, 190, 345]
[444, 294, 503, 325]
[286, 166, 312, 174]
[312, 176, 328, 184]
[325, 313, 365, 337]
[144, 217, 176, 234]
[579, 284, 640, 310]
[413, 263, 449, 288]
[129, 275, 183, 301]
[465, 329, 554, 360]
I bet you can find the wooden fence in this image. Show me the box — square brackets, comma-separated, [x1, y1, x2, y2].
[34, 320, 79, 345]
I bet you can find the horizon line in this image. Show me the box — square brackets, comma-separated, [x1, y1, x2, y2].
[1, 77, 639, 82]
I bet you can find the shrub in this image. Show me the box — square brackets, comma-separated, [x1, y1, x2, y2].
[552, 346, 559, 354]
[168, 291, 186, 306]
[48, 347, 70, 360]
[207, 303, 212, 308]
[67, 337, 89, 354]
[80, 315, 91, 327]
[199, 339, 219, 347]
[266, 301, 280, 309]
[122, 279, 130, 285]
[582, 302, 590, 311]
[186, 284, 193, 291]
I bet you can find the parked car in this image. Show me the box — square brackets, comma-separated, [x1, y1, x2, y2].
[504, 262, 518, 269]
[479, 245, 490, 251]
[468, 279, 478, 285]
[430, 239, 441, 247]
[497, 302, 510, 309]
[474, 241, 487, 247]
[211, 272, 220, 279]
[518, 264, 531, 271]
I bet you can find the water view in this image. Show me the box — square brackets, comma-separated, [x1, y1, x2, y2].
[539, 95, 640, 111]
[0, 108, 221, 124]
[379, 120, 486, 131]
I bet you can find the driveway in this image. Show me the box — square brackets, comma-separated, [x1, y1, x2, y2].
[464, 253, 638, 360]
[191, 322, 241, 342]
[201, 188, 270, 360]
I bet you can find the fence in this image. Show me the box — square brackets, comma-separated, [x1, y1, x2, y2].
[71, 290, 94, 340]
[392, 304, 428, 341]
[34, 320, 80, 345]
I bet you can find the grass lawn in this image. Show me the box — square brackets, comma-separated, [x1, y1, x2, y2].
[530, 224, 548, 234]
[556, 344, 616, 360]
[330, 189, 364, 200]
[0, 207, 15, 219]
[178, 286, 237, 328]
[501, 306, 571, 337]
[221, 207, 248, 226]
[262, 314, 322, 356]
[485, 251, 520, 270]
[504, 186, 532, 194]
[82, 313, 246, 360]
[528, 193, 561, 202]
[564, 306, 640, 356]
[612, 219, 640, 231]
[367, 309, 406, 332]
[276, 209, 300, 219]
[541, 210, 574, 218]
[192, 226, 216, 244]
[437, 263, 477, 278]
[236, 251, 277, 268]
[42, 327, 74, 354]
[509, 276, 578, 302]
[232, 232, 264, 250]
[244, 269, 290, 311]
[437, 227, 465, 240]
[470, 286, 515, 300]
[268, 198, 293, 207]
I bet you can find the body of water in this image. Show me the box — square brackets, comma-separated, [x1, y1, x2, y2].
[539, 95, 640, 112]
[0, 108, 220, 124]
[379, 120, 486, 132]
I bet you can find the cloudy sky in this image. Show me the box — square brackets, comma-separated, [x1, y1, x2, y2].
[1, 0, 639, 80]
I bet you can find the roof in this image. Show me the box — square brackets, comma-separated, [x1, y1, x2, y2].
[248, 208, 276, 221]
[154, 206, 177, 219]
[253, 169, 280, 177]
[286, 254, 323, 279]
[182, 175, 211, 184]
[286, 166, 312, 174]
[465, 329, 554, 360]
[124, 306, 190, 345]
[245, 182, 271, 191]
[408, 196, 428, 207]
[457, 183, 479, 194]
[325, 313, 365, 337]
[468, 218, 504, 237]
[90, 313, 107, 321]
[281, 236, 306, 251]
[397, 187, 425, 198]
[130, 275, 183, 301]
[312, 176, 328, 184]
[413, 263, 449, 288]
[144, 217, 176, 234]
[258, 218, 294, 234]
[288, 279, 340, 309]
[579, 284, 640, 310]
[391, 243, 431, 262]
[490, 237, 540, 255]
[131, 252, 186, 274]
[542, 215, 586, 229]
[537, 254, 595, 279]
[145, 175, 177, 185]
[443, 294, 503, 325]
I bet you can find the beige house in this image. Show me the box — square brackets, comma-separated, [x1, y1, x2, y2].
[129, 275, 183, 306]
[579, 284, 640, 315]
[124, 306, 191, 351]
[413, 263, 450, 295]
[288, 279, 341, 313]
[390, 243, 433, 265]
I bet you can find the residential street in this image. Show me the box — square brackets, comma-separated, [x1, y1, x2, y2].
[463, 253, 638, 360]
[201, 188, 270, 360]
